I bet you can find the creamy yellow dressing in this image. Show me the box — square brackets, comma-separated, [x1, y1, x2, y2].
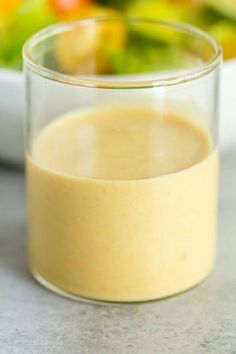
[27, 107, 218, 302]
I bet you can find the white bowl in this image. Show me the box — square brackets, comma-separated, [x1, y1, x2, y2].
[0, 61, 235, 165]
[0, 69, 24, 165]
[220, 59, 236, 151]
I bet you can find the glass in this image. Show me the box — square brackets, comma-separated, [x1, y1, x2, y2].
[23, 18, 221, 303]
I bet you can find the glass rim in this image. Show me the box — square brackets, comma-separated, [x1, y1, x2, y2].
[23, 16, 222, 89]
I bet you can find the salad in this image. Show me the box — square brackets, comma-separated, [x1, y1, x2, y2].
[0, 0, 235, 72]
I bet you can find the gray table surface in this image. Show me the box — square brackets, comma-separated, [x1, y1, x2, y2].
[0, 148, 236, 354]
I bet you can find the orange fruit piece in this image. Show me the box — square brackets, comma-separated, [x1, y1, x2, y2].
[56, 6, 126, 74]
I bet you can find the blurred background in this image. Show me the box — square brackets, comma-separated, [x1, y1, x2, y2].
[0, 0, 236, 165]
[0, 0, 236, 71]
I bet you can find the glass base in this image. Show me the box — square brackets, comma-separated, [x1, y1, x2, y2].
[31, 267, 213, 305]
[32, 269, 111, 305]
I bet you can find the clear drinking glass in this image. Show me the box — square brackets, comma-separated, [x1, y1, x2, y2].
[23, 18, 221, 303]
